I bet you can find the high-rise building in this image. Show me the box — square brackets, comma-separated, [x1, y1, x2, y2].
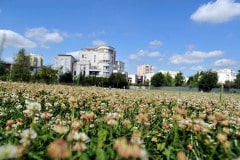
[54, 45, 123, 78]
[137, 64, 154, 82]
[54, 54, 76, 74]
[216, 69, 236, 83]
[27, 53, 43, 73]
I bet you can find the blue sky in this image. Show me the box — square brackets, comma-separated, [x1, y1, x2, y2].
[1, 0, 240, 76]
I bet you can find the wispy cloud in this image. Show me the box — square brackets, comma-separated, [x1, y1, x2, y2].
[191, 0, 240, 23]
[61, 32, 83, 38]
[0, 29, 36, 48]
[88, 30, 105, 37]
[191, 65, 205, 71]
[128, 50, 161, 60]
[149, 40, 162, 48]
[213, 58, 236, 66]
[92, 40, 107, 47]
[170, 50, 223, 64]
[25, 27, 64, 48]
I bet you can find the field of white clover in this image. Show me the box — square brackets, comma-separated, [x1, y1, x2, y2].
[0, 81, 240, 160]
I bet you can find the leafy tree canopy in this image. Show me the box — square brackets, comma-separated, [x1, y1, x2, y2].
[109, 73, 128, 88]
[151, 72, 165, 87]
[198, 70, 218, 92]
[11, 49, 31, 82]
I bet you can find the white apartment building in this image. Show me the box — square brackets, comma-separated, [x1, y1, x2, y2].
[54, 55, 76, 74]
[113, 61, 125, 73]
[54, 46, 124, 78]
[27, 53, 43, 73]
[74, 45, 116, 78]
[216, 69, 236, 84]
[128, 74, 137, 84]
[137, 64, 154, 82]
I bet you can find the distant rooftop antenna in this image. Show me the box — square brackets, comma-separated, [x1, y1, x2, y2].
[0, 32, 6, 61]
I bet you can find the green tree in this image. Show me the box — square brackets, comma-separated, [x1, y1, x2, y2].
[174, 72, 184, 86]
[109, 73, 128, 88]
[36, 66, 58, 84]
[11, 49, 31, 82]
[234, 70, 240, 89]
[151, 72, 165, 87]
[198, 70, 218, 92]
[164, 72, 173, 86]
[0, 62, 9, 81]
[187, 72, 201, 87]
[59, 72, 73, 83]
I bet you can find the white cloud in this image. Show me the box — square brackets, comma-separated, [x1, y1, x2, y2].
[0, 29, 36, 48]
[92, 40, 107, 47]
[25, 27, 64, 44]
[191, 65, 205, 71]
[170, 50, 223, 64]
[213, 58, 236, 66]
[88, 31, 105, 37]
[191, 0, 240, 23]
[61, 32, 83, 38]
[128, 50, 161, 60]
[149, 40, 162, 48]
[148, 51, 161, 57]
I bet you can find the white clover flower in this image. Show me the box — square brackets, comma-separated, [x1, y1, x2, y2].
[21, 129, 37, 140]
[72, 132, 90, 142]
[0, 144, 18, 159]
[26, 102, 41, 112]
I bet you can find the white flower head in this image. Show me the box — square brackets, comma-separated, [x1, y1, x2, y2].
[26, 102, 41, 112]
[0, 144, 18, 159]
[21, 128, 37, 139]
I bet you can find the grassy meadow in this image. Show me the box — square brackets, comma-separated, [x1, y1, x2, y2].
[0, 81, 240, 159]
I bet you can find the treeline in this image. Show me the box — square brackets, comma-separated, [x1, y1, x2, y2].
[0, 49, 128, 88]
[150, 70, 240, 92]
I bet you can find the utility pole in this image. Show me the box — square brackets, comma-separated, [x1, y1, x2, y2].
[0, 32, 6, 61]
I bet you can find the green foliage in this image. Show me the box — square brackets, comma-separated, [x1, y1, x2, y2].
[187, 72, 201, 87]
[234, 70, 240, 89]
[174, 72, 184, 86]
[34, 66, 58, 84]
[108, 73, 128, 88]
[59, 72, 73, 83]
[198, 70, 218, 92]
[11, 49, 31, 82]
[164, 72, 174, 86]
[0, 62, 9, 81]
[76, 73, 109, 87]
[151, 72, 165, 87]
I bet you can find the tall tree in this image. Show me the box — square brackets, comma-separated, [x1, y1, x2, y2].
[198, 70, 218, 92]
[164, 72, 173, 86]
[234, 70, 240, 89]
[11, 49, 31, 82]
[109, 73, 128, 88]
[151, 72, 165, 87]
[187, 72, 201, 87]
[174, 72, 184, 86]
[36, 66, 58, 84]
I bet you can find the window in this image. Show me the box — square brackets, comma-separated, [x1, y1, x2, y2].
[94, 55, 96, 62]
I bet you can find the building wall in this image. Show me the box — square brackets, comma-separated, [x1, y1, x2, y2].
[128, 74, 137, 84]
[54, 55, 75, 74]
[216, 69, 236, 83]
[75, 46, 116, 78]
[137, 64, 154, 82]
[28, 53, 43, 68]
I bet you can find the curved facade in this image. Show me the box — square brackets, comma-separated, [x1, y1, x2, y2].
[75, 46, 116, 77]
